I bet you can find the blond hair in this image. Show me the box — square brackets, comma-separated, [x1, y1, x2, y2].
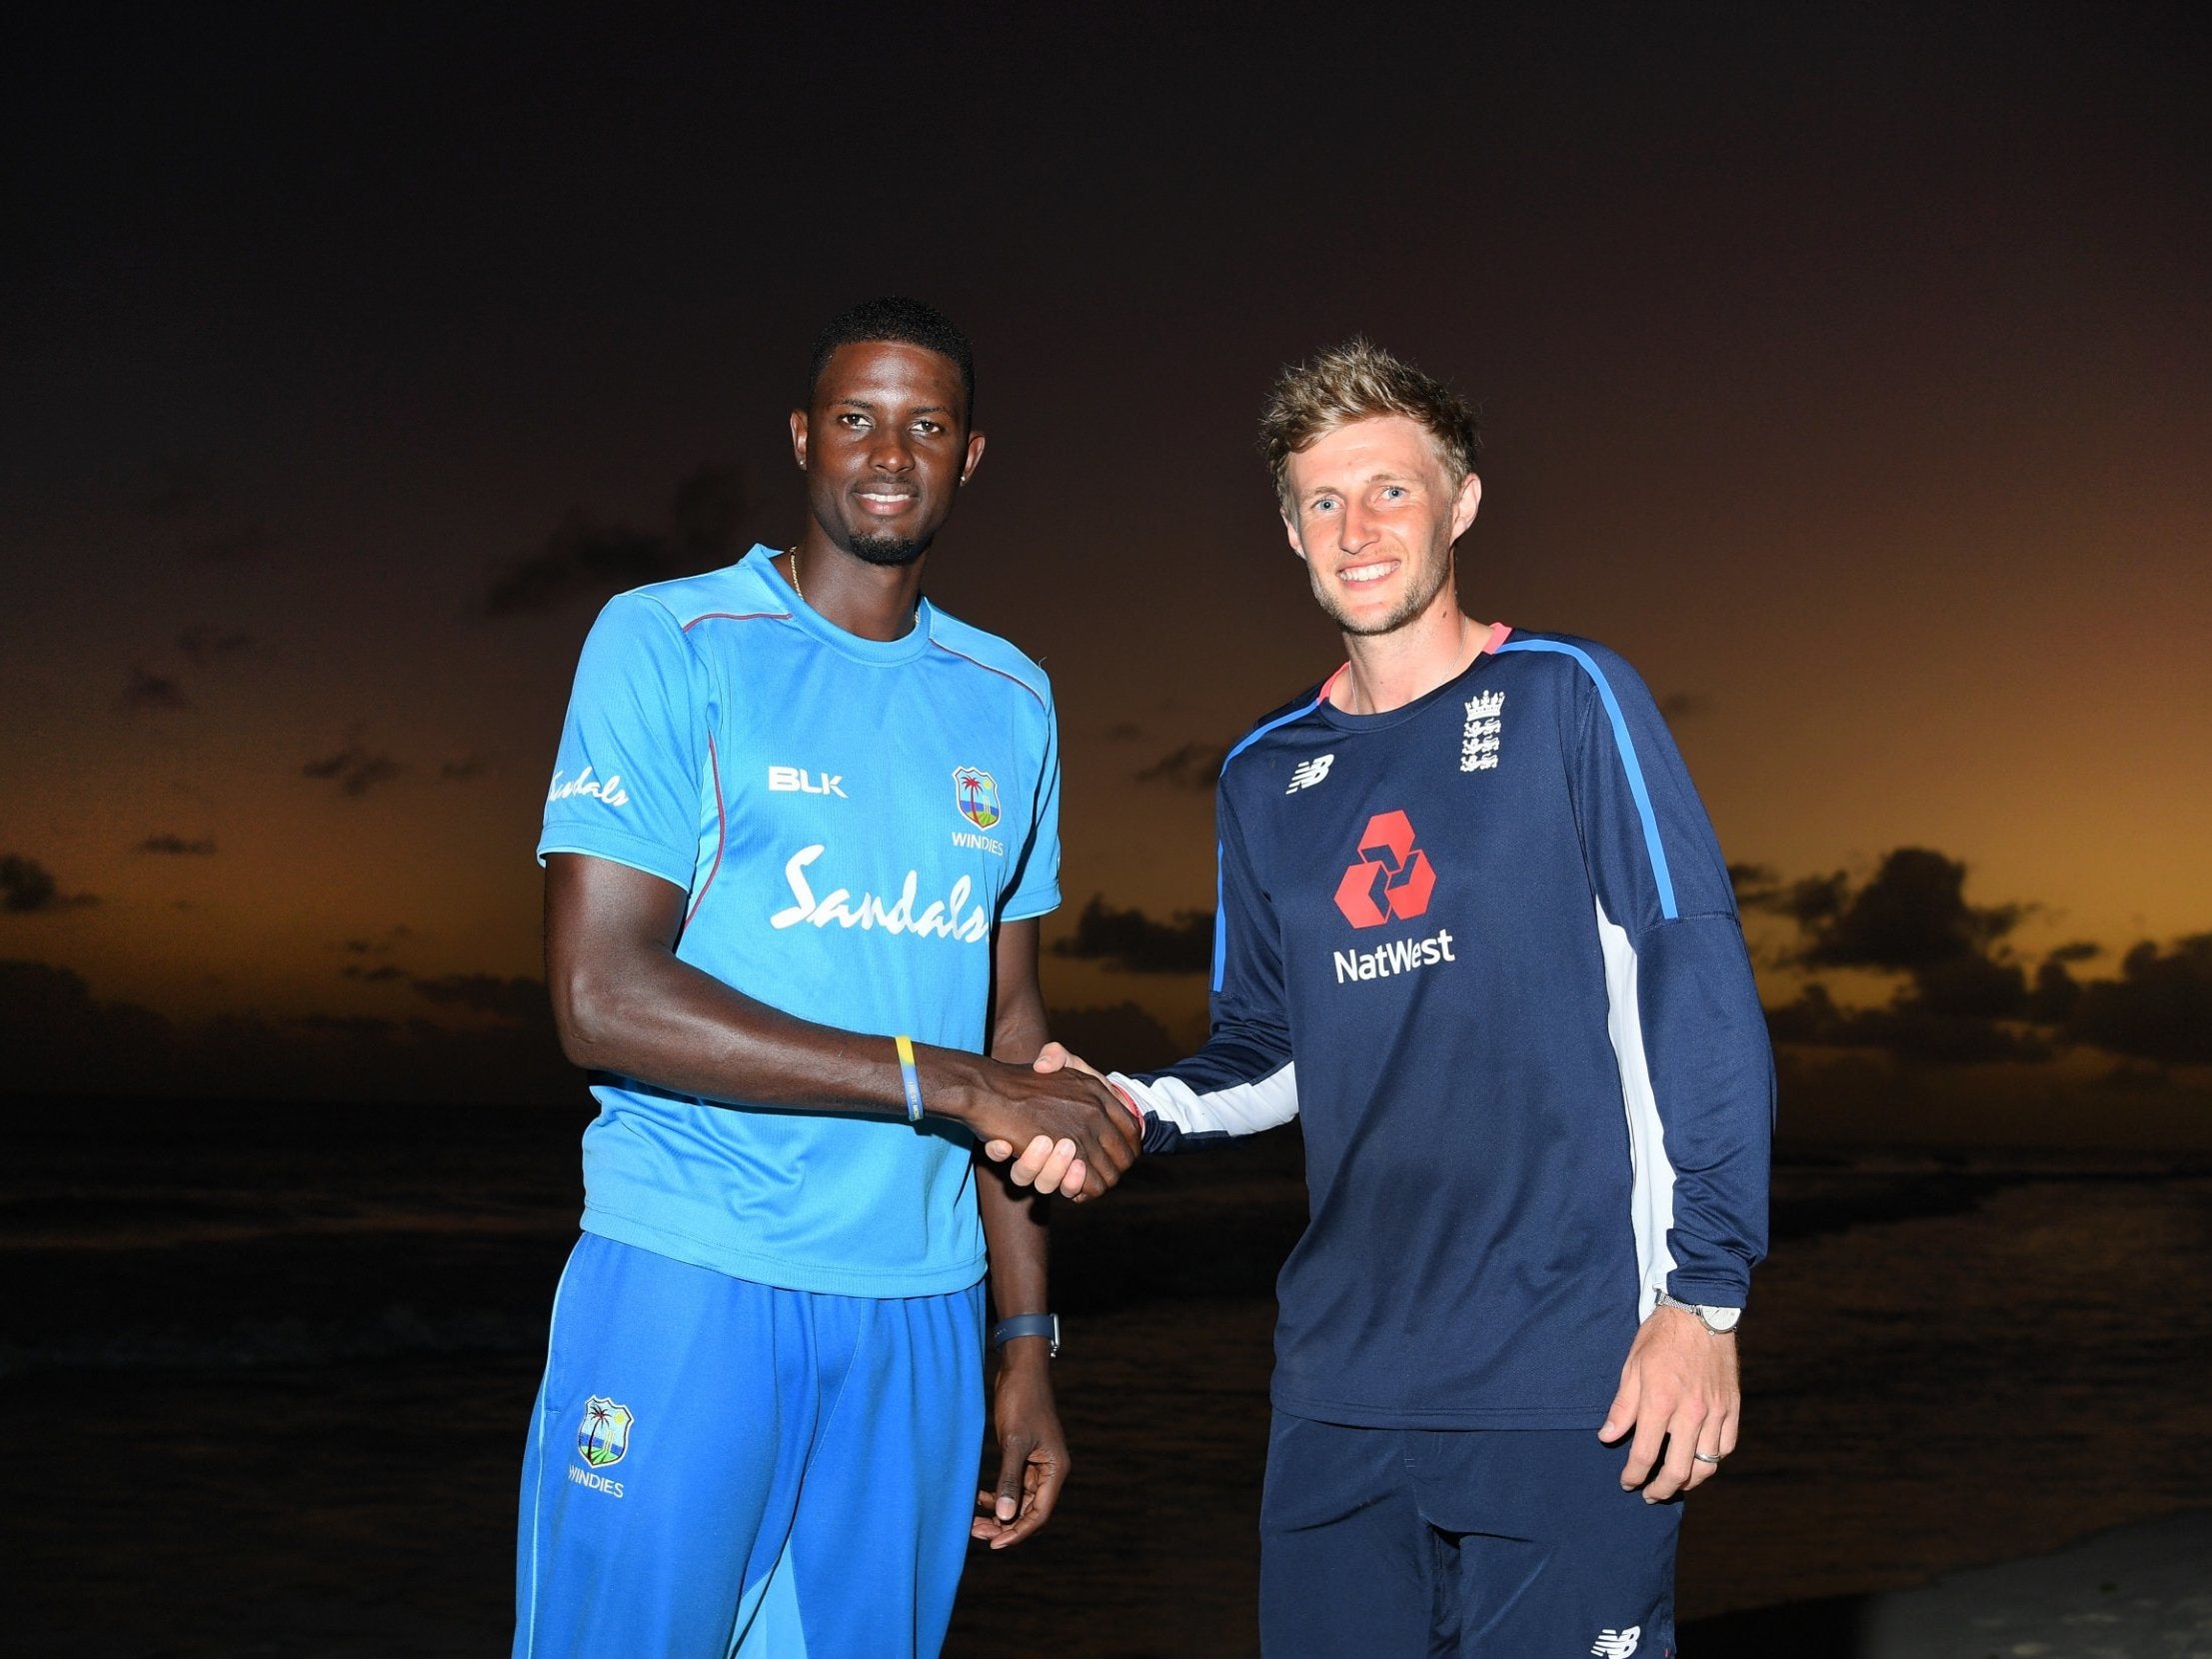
[1258, 339, 1481, 507]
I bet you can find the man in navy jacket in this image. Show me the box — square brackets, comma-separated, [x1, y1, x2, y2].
[1028, 339, 1773, 1659]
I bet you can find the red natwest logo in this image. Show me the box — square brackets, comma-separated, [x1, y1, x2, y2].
[1333, 810, 1436, 928]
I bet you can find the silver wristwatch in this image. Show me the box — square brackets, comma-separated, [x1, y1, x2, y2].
[1653, 1291, 1742, 1334]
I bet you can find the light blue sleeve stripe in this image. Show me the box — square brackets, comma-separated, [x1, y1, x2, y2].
[1212, 851, 1227, 993]
[1495, 639, 1679, 919]
[1210, 692, 1329, 992]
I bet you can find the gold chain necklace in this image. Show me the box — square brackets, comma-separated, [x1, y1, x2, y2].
[788, 547, 804, 607]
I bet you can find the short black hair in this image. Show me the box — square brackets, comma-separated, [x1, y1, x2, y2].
[808, 296, 976, 416]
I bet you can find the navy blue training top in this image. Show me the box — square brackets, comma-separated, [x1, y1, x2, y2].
[1109, 628, 1774, 1429]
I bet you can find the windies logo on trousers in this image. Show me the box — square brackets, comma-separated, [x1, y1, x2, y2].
[577, 1396, 633, 1467]
[1333, 810, 1436, 928]
[569, 1395, 634, 1499]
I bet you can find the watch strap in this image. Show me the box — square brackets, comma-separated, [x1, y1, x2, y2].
[1654, 1290, 1741, 1333]
[991, 1313, 1061, 1357]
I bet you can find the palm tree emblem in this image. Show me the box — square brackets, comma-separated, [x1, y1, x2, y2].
[577, 1396, 634, 1467]
[953, 767, 1001, 829]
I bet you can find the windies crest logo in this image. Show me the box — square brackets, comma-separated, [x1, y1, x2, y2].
[577, 1396, 635, 1468]
[953, 767, 1002, 830]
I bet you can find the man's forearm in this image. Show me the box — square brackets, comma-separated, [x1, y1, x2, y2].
[558, 931, 995, 1121]
[543, 859, 1141, 1204]
[978, 993, 1053, 1332]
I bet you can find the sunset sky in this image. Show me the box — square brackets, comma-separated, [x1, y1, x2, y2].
[4, 4, 2207, 1080]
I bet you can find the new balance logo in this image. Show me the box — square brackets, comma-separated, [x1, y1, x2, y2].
[1333, 810, 1436, 928]
[1285, 754, 1335, 794]
[1591, 1626, 1641, 1658]
[768, 766, 847, 798]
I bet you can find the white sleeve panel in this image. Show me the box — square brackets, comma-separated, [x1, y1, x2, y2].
[1595, 894, 1678, 1323]
[1110, 1063, 1299, 1140]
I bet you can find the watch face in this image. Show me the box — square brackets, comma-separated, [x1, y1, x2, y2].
[1703, 1305, 1742, 1333]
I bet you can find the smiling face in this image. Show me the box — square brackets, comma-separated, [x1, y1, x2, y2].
[1280, 415, 1481, 637]
[792, 340, 984, 566]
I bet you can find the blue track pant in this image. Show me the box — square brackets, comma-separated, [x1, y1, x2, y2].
[514, 1234, 985, 1659]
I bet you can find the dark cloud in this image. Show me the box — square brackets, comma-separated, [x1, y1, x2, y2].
[178, 625, 255, 665]
[1753, 848, 2207, 1070]
[183, 523, 269, 563]
[122, 666, 191, 711]
[1053, 895, 1213, 974]
[296, 1012, 398, 1037]
[2065, 935, 2212, 1065]
[1909, 952, 2027, 1021]
[1729, 862, 1778, 907]
[1733, 861, 1848, 929]
[481, 464, 748, 619]
[2025, 959, 2082, 1024]
[1658, 692, 1711, 722]
[302, 743, 406, 798]
[339, 926, 413, 955]
[0, 960, 172, 1076]
[1047, 1001, 1184, 1073]
[335, 958, 541, 1021]
[0, 854, 99, 913]
[439, 754, 492, 783]
[1796, 847, 2022, 973]
[1751, 847, 2038, 1062]
[409, 972, 546, 1023]
[0, 958, 576, 1104]
[1133, 741, 1229, 791]
[134, 834, 216, 855]
[1765, 982, 2047, 1064]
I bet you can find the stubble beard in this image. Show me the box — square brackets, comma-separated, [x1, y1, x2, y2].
[1314, 539, 1455, 638]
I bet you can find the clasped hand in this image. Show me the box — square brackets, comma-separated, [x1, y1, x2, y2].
[969, 1042, 1138, 1199]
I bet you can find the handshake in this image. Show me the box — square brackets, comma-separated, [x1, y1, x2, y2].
[964, 1042, 1141, 1201]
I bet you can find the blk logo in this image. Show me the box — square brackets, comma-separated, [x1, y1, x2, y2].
[768, 766, 846, 799]
[1333, 810, 1436, 928]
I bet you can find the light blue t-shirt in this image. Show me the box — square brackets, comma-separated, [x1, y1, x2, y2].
[539, 546, 1062, 1296]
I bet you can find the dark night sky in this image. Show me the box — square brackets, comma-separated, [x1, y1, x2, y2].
[4, 3, 2208, 1088]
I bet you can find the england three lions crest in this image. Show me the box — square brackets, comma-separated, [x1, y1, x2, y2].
[577, 1396, 634, 1468]
[953, 767, 1002, 830]
[1460, 690, 1503, 773]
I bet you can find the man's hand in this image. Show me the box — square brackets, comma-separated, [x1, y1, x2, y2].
[952, 1050, 1139, 1201]
[971, 1343, 1068, 1550]
[981, 1042, 1134, 1195]
[1600, 1304, 1740, 1500]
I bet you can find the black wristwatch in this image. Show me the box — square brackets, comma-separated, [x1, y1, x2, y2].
[990, 1313, 1061, 1358]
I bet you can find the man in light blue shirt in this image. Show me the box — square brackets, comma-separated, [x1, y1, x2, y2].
[515, 298, 1139, 1658]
